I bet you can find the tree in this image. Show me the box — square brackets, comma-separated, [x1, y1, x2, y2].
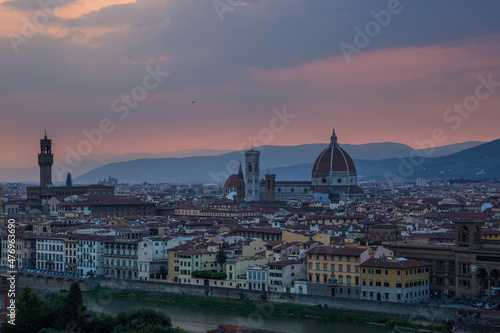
[3, 286, 46, 333]
[159, 266, 167, 279]
[215, 248, 227, 272]
[65, 173, 73, 187]
[55, 282, 86, 331]
[112, 308, 175, 333]
[84, 312, 117, 333]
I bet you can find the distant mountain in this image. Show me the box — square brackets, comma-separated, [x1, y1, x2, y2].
[0, 140, 491, 183]
[267, 139, 500, 181]
[73, 140, 496, 184]
[416, 141, 485, 158]
[0, 148, 232, 183]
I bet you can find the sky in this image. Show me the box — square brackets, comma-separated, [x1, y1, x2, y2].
[1, 0, 500, 169]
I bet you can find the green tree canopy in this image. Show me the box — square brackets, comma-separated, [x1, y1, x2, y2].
[215, 248, 227, 272]
[112, 308, 173, 333]
[55, 282, 86, 331]
[3, 286, 46, 333]
[65, 173, 73, 187]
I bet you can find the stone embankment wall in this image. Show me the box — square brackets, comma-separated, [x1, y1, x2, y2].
[17, 274, 457, 322]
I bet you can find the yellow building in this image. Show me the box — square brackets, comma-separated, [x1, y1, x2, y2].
[178, 250, 217, 284]
[482, 229, 500, 240]
[306, 245, 370, 297]
[186, 256, 268, 289]
[360, 257, 430, 303]
[281, 230, 309, 243]
[166, 247, 181, 283]
[174, 205, 200, 216]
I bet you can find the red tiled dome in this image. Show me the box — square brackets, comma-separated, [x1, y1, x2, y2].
[224, 174, 238, 188]
[350, 185, 364, 194]
[312, 145, 356, 174]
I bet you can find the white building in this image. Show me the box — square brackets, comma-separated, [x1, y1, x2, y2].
[36, 235, 66, 272]
[137, 236, 183, 280]
[76, 234, 107, 276]
[246, 265, 267, 291]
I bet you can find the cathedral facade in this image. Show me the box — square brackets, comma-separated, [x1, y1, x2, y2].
[225, 129, 364, 203]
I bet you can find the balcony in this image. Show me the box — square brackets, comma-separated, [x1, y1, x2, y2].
[105, 252, 138, 259]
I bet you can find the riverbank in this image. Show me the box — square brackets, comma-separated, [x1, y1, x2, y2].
[83, 287, 453, 332]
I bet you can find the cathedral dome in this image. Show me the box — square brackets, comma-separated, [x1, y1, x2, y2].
[224, 174, 238, 188]
[312, 129, 356, 176]
[349, 185, 364, 195]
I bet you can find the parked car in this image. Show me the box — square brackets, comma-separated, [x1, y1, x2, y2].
[474, 301, 484, 308]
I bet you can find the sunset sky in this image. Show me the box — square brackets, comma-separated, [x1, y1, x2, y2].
[1, 0, 500, 169]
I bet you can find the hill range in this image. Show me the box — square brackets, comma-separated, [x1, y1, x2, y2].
[71, 140, 498, 184]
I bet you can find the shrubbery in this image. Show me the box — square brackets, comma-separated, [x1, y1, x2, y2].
[192, 270, 227, 279]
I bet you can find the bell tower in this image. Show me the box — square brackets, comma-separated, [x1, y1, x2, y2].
[455, 219, 483, 249]
[38, 131, 53, 188]
[236, 162, 245, 204]
[245, 147, 260, 201]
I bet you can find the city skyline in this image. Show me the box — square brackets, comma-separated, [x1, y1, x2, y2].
[1, 1, 500, 168]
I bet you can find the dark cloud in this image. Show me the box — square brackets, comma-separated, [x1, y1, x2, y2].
[2, 0, 500, 98]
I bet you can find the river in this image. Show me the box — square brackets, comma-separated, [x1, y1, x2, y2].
[84, 295, 390, 333]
